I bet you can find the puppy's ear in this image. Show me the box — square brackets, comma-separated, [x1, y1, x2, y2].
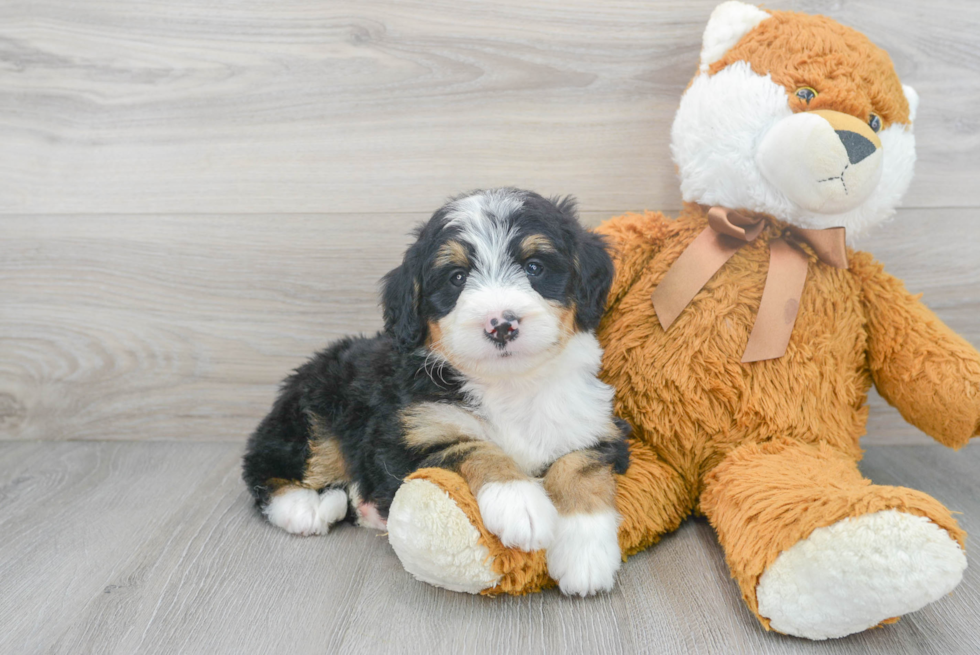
[555, 197, 614, 331]
[381, 247, 426, 353]
[573, 230, 614, 330]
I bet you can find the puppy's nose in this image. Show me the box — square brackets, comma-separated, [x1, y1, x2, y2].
[484, 311, 520, 345]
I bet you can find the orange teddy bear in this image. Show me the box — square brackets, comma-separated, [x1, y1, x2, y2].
[386, 2, 980, 639]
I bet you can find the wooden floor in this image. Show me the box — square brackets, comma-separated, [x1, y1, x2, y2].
[0, 442, 977, 655]
[3, 0, 980, 653]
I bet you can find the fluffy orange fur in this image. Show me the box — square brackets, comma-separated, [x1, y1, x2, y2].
[710, 11, 911, 128]
[401, 8, 980, 630]
[407, 206, 979, 612]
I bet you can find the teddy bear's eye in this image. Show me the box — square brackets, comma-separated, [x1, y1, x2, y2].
[795, 87, 817, 104]
[868, 114, 881, 133]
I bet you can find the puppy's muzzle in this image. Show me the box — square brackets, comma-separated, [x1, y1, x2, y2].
[484, 311, 520, 346]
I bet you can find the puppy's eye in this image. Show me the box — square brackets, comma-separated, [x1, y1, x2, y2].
[868, 113, 881, 133]
[449, 269, 467, 287]
[795, 87, 817, 104]
[524, 260, 543, 277]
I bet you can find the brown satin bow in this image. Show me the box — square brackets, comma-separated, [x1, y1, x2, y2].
[651, 207, 848, 363]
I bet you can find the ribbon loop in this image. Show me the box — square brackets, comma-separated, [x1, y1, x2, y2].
[793, 226, 848, 269]
[706, 206, 766, 242]
[651, 207, 848, 362]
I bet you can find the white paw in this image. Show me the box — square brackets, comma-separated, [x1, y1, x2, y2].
[317, 488, 349, 524]
[264, 487, 348, 536]
[476, 480, 558, 551]
[547, 510, 622, 596]
[757, 509, 967, 640]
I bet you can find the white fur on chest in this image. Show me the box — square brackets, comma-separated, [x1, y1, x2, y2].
[462, 332, 615, 474]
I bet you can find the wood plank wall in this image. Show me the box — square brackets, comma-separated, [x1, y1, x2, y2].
[2, 0, 978, 443]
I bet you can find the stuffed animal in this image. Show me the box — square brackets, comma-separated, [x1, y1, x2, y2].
[385, 2, 980, 639]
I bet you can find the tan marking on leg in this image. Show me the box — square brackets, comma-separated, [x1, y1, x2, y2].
[401, 402, 486, 449]
[434, 240, 470, 268]
[303, 438, 349, 489]
[425, 440, 527, 495]
[519, 234, 557, 259]
[458, 442, 527, 495]
[267, 478, 298, 496]
[303, 415, 350, 489]
[544, 450, 617, 515]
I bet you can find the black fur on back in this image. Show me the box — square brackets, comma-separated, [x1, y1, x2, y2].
[243, 334, 464, 512]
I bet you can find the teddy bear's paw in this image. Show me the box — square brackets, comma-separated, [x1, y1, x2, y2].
[263, 487, 348, 536]
[387, 478, 502, 593]
[477, 480, 557, 552]
[756, 509, 967, 639]
[546, 510, 622, 597]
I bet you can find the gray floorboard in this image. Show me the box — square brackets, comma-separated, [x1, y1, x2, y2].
[2, 441, 978, 654]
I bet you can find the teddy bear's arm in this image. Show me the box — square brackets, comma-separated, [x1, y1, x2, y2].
[594, 211, 673, 311]
[851, 251, 980, 448]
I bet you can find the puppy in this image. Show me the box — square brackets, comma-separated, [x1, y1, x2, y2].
[242, 188, 630, 596]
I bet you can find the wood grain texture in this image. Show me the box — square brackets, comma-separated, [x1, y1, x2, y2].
[1, 441, 977, 654]
[1, 0, 978, 215]
[3, 1, 978, 651]
[2, 208, 977, 444]
[0, 441, 242, 654]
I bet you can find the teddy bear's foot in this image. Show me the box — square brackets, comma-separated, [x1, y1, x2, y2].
[387, 477, 502, 593]
[756, 509, 966, 640]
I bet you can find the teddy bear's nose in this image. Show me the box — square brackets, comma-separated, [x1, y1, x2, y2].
[836, 130, 877, 165]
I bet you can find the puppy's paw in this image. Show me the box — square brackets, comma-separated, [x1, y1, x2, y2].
[547, 510, 622, 597]
[476, 480, 557, 551]
[264, 487, 347, 536]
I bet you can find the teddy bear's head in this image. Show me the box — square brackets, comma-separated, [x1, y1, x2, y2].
[671, 1, 917, 237]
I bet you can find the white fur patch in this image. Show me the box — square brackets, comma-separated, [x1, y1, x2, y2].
[699, 1, 770, 72]
[347, 481, 388, 530]
[446, 190, 524, 288]
[546, 510, 622, 597]
[462, 332, 616, 474]
[437, 279, 563, 380]
[388, 478, 501, 594]
[756, 509, 966, 640]
[672, 62, 917, 239]
[756, 111, 883, 214]
[903, 84, 919, 122]
[476, 479, 557, 551]
[264, 487, 348, 536]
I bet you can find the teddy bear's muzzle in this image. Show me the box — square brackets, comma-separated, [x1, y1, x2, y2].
[755, 109, 883, 215]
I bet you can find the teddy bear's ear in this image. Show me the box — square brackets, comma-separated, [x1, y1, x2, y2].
[903, 85, 919, 123]
[699, 1, 771, 73]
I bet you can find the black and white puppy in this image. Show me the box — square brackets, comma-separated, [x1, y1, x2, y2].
[243, 188, 630, 596]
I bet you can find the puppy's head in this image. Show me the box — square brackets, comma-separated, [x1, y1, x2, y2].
[381, 188, 613, 379]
